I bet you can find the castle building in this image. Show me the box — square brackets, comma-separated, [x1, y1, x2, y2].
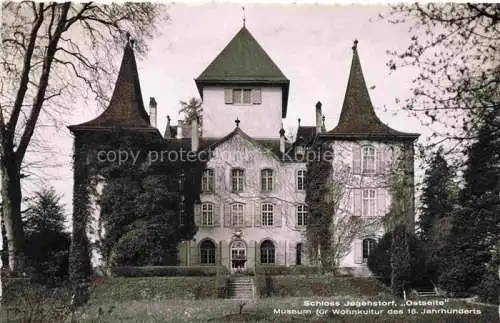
[69, 25, 419, 275]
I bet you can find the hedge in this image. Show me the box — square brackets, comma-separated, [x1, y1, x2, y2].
[256, 275, 389, 297]
[111, 265, 218, 277]
[255, 265, 322, 276]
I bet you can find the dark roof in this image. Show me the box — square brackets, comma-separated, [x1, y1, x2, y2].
[323, 41, 419, 141]
[295, 126, 316, 145]
[68, 43, 158, 134]
[195, 26, 290, 118]
[163, 126, 297, 162]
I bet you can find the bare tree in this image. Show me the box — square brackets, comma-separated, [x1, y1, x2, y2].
[0, 2, 166, 274]
[307, 149, 380, 269]
[383, 3, 499, 156]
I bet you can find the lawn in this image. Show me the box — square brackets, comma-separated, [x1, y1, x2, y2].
[1, 276, 498, 322]
[76, 297, 498, 322]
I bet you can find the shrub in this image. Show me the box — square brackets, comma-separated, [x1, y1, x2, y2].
[111, 265, 217, 277]
[438, 252, 485, 297]
[367, 230, 433, 288]
[474, 268, 500, 304]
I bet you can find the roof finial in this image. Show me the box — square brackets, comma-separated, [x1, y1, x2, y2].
[235, 117, 240, 127]
[322, 115, 325, 126]
[167, 115, 171, 122]
[242, 6, 246, 27]
[298, 118, 301, 126]
[352, 39, 358, 52]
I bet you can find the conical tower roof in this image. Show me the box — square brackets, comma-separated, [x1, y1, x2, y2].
[68, 42, 157, 133]
[325, 40, 419, 140]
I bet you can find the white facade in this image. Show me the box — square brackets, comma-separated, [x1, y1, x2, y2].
[179, 130, 310, 270]
[202, 86, 283, 139]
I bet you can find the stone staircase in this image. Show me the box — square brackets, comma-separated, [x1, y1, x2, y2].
[416, 287, 439, 298]
[227, 275, 255, 300]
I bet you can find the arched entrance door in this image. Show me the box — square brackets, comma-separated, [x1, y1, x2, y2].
[230, 240, 247, 273]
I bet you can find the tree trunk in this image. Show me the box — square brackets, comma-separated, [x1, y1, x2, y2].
[69, 136, 92, 283]
[0, 152, 25, 274]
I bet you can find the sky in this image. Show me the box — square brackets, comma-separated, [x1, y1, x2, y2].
[30, 2, 432, 219]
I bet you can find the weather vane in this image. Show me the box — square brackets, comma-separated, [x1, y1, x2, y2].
[242, 6, 246, 27]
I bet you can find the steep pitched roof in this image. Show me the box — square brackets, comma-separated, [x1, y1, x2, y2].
[324, 41, 419, 140]
[295, 126, 316, 145]
[195, 26, 290, 117]
[196, 26, 289, 84]
[68, 43, 158, 134]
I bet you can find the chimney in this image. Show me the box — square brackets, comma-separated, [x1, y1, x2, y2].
[149, 97, 157, 128]
[164, 115, 172, 139]
[177, 120, 183, 139]
[279, 127, 285, 154]
[316, 101, 322, 134]
[191, 117, 199, 151]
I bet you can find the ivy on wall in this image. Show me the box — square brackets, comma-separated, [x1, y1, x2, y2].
[70, 129, 206, 281]
[304, 143, 334, 268]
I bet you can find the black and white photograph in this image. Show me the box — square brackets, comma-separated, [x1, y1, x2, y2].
[0, 1, 498, 322]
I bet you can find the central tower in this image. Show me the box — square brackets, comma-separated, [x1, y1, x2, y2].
[195, 26, 289, 139]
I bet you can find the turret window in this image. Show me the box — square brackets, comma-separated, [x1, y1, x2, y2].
[362, 146, 376, 174]
[225, 88, 262, 105]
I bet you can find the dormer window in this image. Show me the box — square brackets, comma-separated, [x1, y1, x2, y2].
[225, 88, 262, 105]
[295, 145, 305, 157]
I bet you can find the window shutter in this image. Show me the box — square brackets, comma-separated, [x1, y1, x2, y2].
[244, 203, 252, 227]
[288, 242, 297, 265]
[223, 203, 231, 227]
[353, 189, 362, 217]
[277, 241, 285, 265]
[353, 145, 361, 173]
[255, 241, 260, 266]
[221, 240, 229, 269]
[376, 188, 386, 217]
[376, 147, 385, 174]
[254, 202, 261, 227]
[274, 206, 282, 227]
[214, 203, 221, 227]
[252, 88, 262, 104]
[354, 239, 363, 264]
[191, 241, 199, 265]
[194, 204, 201, 226]
[248, 240, 255, 268]
[224, 88, 233, 104]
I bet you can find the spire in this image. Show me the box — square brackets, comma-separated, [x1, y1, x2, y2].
[68, 39, 152, 131]
[328, 40, 389, 134]
[242, 6, 246, 27]
[325, 40, 420, 139]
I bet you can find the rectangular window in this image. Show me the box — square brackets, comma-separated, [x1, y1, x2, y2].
[231, 169, 244, 192]
[261, 203, 274, 226]
[362, 146, 376, 174]
[362, 189, 376, 217]
[201, 169, 214, 193]
[261, 169, 273, 192]
[297, 205, 308, 226]
[231, 204, 244, 227]
[232, 89, 242, 104]
[201, 203, 214, 226]
[296, 169, 306, 191]
[227, 88, 261, 105]
[242, 89, 251, 104]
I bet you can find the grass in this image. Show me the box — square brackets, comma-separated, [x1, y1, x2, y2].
[1, 276, 498, 322]
[76, 297, 498, 322]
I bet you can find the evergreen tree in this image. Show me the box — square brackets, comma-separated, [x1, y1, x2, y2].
[439, 111, 500, 295]
[418, 148, 455, 242]
[23, 188, 70, 284]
